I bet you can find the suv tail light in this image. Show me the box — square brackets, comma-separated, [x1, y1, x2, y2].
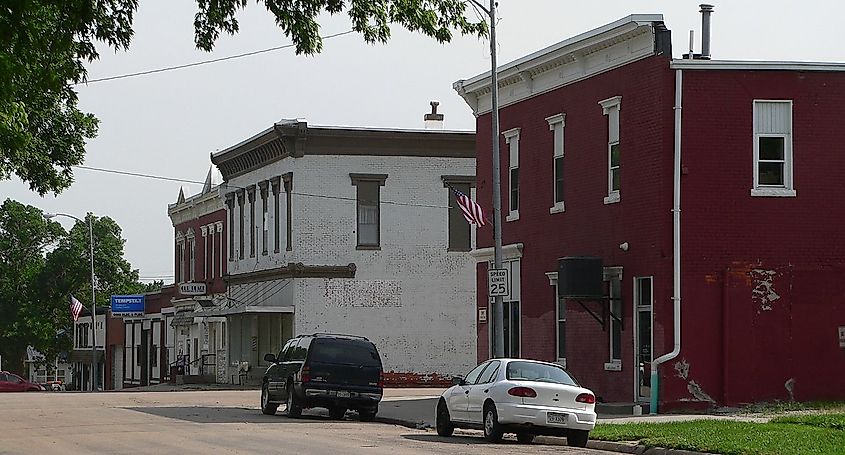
[301, 366, 310, 383]
[575, 393, 596, 404]
[507, 387, 537, 398]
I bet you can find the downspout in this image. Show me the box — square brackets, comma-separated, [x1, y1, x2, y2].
[650, 68, 683, 414]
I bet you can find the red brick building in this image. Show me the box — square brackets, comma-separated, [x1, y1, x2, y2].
[455, 13, 845, 410]
[107, 172, 229, 389]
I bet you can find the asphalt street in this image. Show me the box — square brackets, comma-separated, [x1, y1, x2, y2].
[0, 390, 617, 455]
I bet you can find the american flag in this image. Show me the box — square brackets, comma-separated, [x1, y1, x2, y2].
[452, 187, 486, 227]
[70, 295, 83, 322]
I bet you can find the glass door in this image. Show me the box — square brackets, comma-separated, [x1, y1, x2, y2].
[635, 277, 653, 400]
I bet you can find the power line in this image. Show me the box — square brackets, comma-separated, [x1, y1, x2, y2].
[73, 164, 452, 210]
[75, 30, 355, 85]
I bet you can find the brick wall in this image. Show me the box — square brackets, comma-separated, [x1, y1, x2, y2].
[474, 54, 677, 402]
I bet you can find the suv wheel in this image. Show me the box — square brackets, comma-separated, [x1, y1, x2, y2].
[285, 382, 302, 418]
[260, 382, 279, 415]
[329, 406, 346, 420]
[358, 408, 377, 422]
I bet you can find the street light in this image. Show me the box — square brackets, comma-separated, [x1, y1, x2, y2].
[44, 212, 100, 392]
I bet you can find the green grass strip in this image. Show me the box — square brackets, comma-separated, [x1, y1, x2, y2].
[591, 419, 845, 455]
[770, 413, 845, 431]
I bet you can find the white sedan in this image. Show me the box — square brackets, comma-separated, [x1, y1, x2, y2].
[435, 358, 597, 447]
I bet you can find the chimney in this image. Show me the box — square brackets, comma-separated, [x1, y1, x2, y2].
[700, 4, 714, 60]
[424, 101, 444, 129]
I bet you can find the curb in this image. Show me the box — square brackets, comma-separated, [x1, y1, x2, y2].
[375, 416, 430, 430]
[588, 440, 712, 455]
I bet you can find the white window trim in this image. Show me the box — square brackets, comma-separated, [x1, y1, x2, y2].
[545, 272, 566, 365]
[503, 127, 521, 222]
[599, 96, 622, 204]
[752, 99, 795, 197]
[603, 266, 623, 371]
[547, 113, 566, 214]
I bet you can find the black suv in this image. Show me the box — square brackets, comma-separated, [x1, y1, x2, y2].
[260, 333, 383, 421]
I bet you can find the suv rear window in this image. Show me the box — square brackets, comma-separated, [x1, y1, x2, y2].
[309, 339, 381, 367]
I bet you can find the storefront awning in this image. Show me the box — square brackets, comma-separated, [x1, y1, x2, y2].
[170, 313, 196, 326]
[68, 349, 105, 363]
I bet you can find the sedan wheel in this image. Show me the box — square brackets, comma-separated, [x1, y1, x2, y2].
[260, 383, 278, 415]
[435, 399, 454, 437]
[483, 404, 503, 443]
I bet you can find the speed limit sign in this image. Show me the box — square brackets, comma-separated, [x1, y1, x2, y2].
[488, 268, 509, 297]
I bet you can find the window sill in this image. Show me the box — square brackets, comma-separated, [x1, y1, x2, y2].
[604, 361, 622, 371]
[549, 202, 566, 214]
[751, 187, 796, 197]
[447, 248, 473, 253]
[506, 211, 520, 222]
[603, 193, 620, 205]
[356, 245, 381, 251]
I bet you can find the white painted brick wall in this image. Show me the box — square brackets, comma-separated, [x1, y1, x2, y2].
[225, 153, 477, 377]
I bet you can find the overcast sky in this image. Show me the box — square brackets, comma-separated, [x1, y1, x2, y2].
[2, 0, 843, 281]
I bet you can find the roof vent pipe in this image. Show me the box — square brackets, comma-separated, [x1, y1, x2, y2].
[700, 4, 714, 59]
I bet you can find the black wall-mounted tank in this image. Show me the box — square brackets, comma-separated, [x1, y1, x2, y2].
[558, 257, 604, 299]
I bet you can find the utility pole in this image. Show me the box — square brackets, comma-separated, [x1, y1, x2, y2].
[88, 213, 98, 392]
[470, 0, 505, 358]
[488, 0, 504, 359]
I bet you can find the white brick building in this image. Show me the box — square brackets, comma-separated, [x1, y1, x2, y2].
[211, 120, 477, 384]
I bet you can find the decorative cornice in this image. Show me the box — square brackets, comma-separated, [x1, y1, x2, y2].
[211, 120, 475, 182]
[599, 95, 622, 114]
[350, 173, 388, 186]
[546, 113, 566, 127]
[441, 175, 476, 188]
[502, 128, 521, 141]
[454, 15, 663, 115]
[471, 243, 524, 263]
[670, 59, 845, 71]
[270, 176, 281, 195]
[224, 263, 357, 285]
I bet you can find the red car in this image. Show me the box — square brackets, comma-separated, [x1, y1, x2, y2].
[0, 371, 44, 392]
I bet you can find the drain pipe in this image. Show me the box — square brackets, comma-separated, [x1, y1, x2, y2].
[650, 68, 683, 414]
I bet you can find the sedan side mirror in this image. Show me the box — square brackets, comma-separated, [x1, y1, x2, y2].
[451, 376, 465, 386]
[263, 353, 277, 363]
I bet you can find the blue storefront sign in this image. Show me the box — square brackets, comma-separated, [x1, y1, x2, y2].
[111, 295, 145, 317]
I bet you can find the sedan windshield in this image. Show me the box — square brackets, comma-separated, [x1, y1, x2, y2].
[506, 361, 578, 386]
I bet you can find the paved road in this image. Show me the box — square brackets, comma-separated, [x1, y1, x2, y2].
[0, 391, 616, 455]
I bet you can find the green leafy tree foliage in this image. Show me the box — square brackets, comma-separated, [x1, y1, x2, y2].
[0, 199, 148, 374]
[0, 1, 137, 195]
[0, 199, 65, 373]
[193, 0, 487, 54]
[1, 1, 484, 195]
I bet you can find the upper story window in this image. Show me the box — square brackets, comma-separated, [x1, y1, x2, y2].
[225, 193, 235, 261]
[599, 96, 622, 204]
[503, 128, 521, 221]
[283, 173, 293, 252]
[546, 113, 566, 213]
[442, 175, 475, 252]
[752, 100, 795, 197]
[350, 173, 387, 249]
[259, 181, 269, 255]
[186, 230, 195, 282]
[247, 186, 256, 258]
[237, 190, 245, 259]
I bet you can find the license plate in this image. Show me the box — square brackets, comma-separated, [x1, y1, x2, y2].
[547, 412, 568, 424]
[336, 391, 350, 398]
